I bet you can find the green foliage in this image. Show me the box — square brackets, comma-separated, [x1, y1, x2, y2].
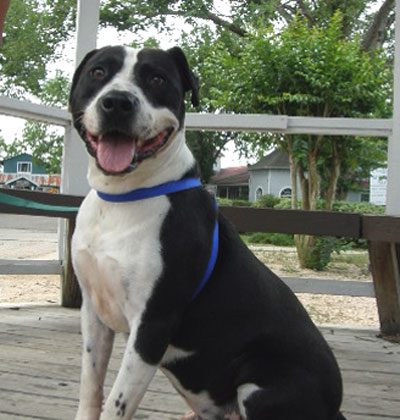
[201, 12, 390, 269]
[1, 72, 70, 173]
[305, 237, 338, 271]
[244, 232, 295, 247]
[209, 12, 390, 119]
[275, 198, 293, 209]
[216, 198, 251, 207]
[0, 0, 76, 97]
[180, 29, 239, 181]
[219, 195, 385, 215]
[253, 194, 280, 208]
[98, 0, 394, 53]
[331, 200, 385, 214]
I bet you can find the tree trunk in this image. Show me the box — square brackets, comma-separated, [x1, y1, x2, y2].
[295, 137, 334, 270]
[295, 234, 316, 269]
[324, 139, 341, 210]
[307, 146, 320, 211]
[286, 137, 298, 209]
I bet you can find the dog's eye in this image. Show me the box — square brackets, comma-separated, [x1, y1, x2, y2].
[149, 75, 166, 86]
[90, 67, 106, 80]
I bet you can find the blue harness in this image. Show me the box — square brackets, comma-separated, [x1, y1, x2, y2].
[96, 177, 218, 301]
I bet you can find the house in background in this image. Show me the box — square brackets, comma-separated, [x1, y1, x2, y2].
[209, 166, 249, 200]
[0, 153, 60, 192]
[247, 149, 298, 202]
[211, 149, 370, 203]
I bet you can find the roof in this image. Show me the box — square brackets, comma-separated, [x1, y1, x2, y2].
[248, 149, 290, 171]
[210, 166, 249, 186]
[1, 153, 32, 164]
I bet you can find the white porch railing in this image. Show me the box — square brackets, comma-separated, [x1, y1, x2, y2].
[0, 0, 399, 308]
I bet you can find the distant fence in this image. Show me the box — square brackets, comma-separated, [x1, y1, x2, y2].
[0, 187, 399, 335]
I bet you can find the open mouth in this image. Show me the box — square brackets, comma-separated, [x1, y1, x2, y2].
[85, 127, 174, 174]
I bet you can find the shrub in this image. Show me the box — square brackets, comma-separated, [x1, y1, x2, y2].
[331, 201, 385, 214]
[231, 199, 251, 207]
[245, 232, 294, 247]
[305, 237, 338, 271]
[246, 232, 269, 244]
[253, 194, 280, 208]
[216, 198, 251, 207]
[268, 233, 295, 246]
[274, 198, 293, 209]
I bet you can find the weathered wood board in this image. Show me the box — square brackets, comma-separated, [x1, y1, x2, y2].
[0, 305, 399, 419]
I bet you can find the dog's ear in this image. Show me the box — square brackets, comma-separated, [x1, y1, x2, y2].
[68, 49, 99, 112]
[167, 47, 199, 107]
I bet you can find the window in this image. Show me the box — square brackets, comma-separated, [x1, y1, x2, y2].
[17, 162, 32, 173]
[279, 187, 292, 198]
[255, 187, 263, 200]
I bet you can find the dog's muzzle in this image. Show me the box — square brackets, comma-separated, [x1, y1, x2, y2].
[83, 91, 175, 175]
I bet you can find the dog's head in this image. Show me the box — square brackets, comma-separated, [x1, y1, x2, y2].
[68, 46, 199, 176]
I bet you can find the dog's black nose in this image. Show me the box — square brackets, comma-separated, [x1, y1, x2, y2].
[99, 91, 138, 115]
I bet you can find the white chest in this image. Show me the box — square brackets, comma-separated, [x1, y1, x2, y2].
[72, 190, 171, 332]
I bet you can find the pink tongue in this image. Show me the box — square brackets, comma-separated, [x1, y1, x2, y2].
[97, 134, 136, 173]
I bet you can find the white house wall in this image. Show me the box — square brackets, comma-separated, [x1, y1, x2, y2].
[249, 169, 302, 202]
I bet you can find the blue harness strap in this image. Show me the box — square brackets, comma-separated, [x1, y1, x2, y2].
[97, 177, 201, 202]
[96, 177, 218, 301]
[190, 201, 219, 302]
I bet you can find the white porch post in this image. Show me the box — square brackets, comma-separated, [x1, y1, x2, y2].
[61, 0, 100, 196]
[59, 0, 100, 306]
[386, 0, 400, 216]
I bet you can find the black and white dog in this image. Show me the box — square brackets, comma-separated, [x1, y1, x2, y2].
[69, 46, 347, 420]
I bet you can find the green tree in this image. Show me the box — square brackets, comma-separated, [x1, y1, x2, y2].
[1, 71, 70, 173]
[0, 0, 76, 97]
[0, 0, 75, 172]
[100, 0, 395, 51]
[207, 12, 390, 268]
[180, 28, 241, 182]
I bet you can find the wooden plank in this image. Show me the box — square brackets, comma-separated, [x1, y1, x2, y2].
[0, 259, 62, 275]
[368, 241, 400, 335]
[0, 388, 183, 420]
[283, 277, 375, 297]
[61, 218, 81, 308]
[0, 306, 399, 420]
[220, 206, 361, 237]
[0, 188, 82, 219]
[0, 202, 77, 218]
[0, 188, 83, 207]
[363, 215, 400, 242]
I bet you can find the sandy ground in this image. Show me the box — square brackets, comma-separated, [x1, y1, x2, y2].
[0, 216, 379, 328]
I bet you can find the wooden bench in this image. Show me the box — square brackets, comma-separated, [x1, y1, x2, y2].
[1, 187, 399, 335]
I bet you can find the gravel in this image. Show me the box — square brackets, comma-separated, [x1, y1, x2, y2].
[0, 228, 379, 328]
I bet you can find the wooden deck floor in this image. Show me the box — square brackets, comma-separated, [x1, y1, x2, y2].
[0, 305, 399, 420]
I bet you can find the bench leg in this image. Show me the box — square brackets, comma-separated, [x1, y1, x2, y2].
[61, 217, 82, 308]
[368, 241, 400, 335]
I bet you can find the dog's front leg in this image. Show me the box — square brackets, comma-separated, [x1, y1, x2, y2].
[100, 318, 159, 420]
[75, 298, 115, 420]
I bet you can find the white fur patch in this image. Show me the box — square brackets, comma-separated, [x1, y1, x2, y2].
[237, 383, 261, 419]
[72, 190, 171, 333]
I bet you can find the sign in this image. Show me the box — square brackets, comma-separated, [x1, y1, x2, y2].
[370, 168, 387, 205]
